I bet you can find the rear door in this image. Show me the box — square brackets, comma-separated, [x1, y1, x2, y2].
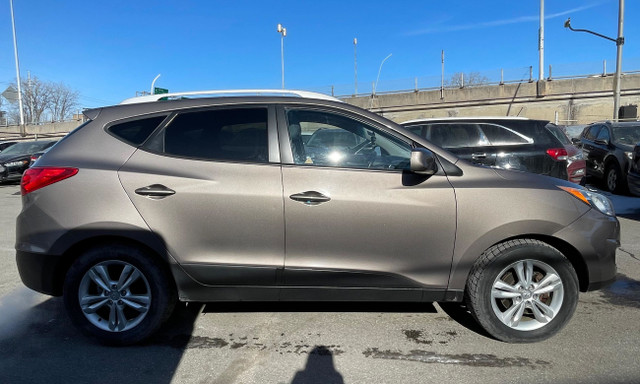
[279, 107, 457, 300]
[582, 124, 606, 177]
[118, 105, 284, 290]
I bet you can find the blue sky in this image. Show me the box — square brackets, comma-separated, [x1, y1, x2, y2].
[0, 0, 637, 109]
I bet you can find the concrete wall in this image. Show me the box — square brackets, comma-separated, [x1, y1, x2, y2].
[342, 74, 640, 125]
[0, 119, 81, 141]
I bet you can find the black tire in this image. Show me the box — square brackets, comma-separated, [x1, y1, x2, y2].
[604, 162, 626, 194]
[63, 244, 177, 346]
[465, 239, 579, 343]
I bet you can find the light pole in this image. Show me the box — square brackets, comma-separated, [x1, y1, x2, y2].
[539, 0, 544, 81]
[564, 0, 625, 120]
[277, 24, 287, 89]
[10, 0, 25, 134]
[354, 38, 358, 96]
[374, 53, 392, 95]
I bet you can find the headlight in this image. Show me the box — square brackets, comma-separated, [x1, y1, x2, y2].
[569, 152, 584, 161]
[559, 186, 615, 217]
[626, 152, 634, 160]
[4, 160, 28, 167]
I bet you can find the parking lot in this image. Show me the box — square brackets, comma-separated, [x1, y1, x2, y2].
[0, 182, 639, 384]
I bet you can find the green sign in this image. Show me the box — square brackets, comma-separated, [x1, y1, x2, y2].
[153, 87, 169, 95]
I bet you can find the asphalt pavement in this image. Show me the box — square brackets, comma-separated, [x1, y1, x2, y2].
[0, 183, 639, 384]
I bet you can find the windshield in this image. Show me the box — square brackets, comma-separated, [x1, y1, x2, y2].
[0, 141, 54, 156]
[612, 126, 640, 146]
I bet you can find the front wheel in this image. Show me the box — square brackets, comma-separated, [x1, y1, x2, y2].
[465, 239, 579, 343]
[605, 162, 625, 193]
[63, 244, 177, 345]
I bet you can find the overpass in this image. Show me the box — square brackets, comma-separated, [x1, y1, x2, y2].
[342, 74, 640, 125]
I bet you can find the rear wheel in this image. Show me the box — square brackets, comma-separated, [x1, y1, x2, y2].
[465, 239, 578, 343]
[604, 162, 625, 193]
[63, 244, 177, 345]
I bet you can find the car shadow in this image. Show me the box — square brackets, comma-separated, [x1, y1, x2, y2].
[0, 288, 200, 384]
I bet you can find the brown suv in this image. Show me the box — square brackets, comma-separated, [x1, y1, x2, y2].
[16, 90, 619, 345]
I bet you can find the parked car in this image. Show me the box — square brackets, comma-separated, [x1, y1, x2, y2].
[580, 121, 640, 193]
[28, 146, 54, 167]
[401, 117, 570, 181]
[0, 140, 17, 152]
[546, 124, 587, 184]
[628, 142, 640, 196]
[17, 90, 618, 346]
[0, 140, 57, 182]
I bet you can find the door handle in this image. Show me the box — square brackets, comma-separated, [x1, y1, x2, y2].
[289, 191, 331, 206]
[472, 152, 487, 160]
[135, 184, 175, 198]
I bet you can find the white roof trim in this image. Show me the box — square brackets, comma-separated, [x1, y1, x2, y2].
[120, 89, 342, 104]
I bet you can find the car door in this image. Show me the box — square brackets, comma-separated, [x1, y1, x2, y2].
[582, 125, 607, 178]
[278, 107, 457, 301]
[118, 106, 284, 291]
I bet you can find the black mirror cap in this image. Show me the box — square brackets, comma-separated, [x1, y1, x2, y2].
[410, 148, 438, 175]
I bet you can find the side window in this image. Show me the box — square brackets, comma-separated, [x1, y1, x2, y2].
[584, 125, 601, 141]
[108, 115, 167, 145]
[428, 123, 487, 148]
[287, 109, 411, 171]
[595, 126, 610, 142]
[151, 108, 268, 163]
[480, 124, 532, 145]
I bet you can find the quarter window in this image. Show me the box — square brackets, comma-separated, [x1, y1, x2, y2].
[287, 109, 411, 171]
[149, 108, 268, 163]
[108, 116, 167, 145]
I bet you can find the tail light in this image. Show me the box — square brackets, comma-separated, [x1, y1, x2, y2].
[546, 148, 568, 161]
[21, 167, 78, 196]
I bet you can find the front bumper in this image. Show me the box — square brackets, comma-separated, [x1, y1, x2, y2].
[554, 208, 619, 291]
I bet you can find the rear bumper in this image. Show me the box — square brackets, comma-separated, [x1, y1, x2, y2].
[16, 250, 67, 296]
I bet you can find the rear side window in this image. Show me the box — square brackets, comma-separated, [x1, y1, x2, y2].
[109, 116, 167, 145]
[429, 123, 486, 148]
[480, 124, 532, 145]
[150, 108, 268, 163]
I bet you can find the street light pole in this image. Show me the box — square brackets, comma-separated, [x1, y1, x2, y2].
[539, 0, 544, 81]
[614, 0, 625, 121]
[374, 53, 392, 95]
[277, 24, 287, 89]
[9, 0, 25, 134]
[354, 38, 358, 96]
[564, 0, 625, 120]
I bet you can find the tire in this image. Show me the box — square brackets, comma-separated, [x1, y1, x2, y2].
[604, 162, 625, 194]
[63, 244, 177, 346]
[465, 239, 579, 343]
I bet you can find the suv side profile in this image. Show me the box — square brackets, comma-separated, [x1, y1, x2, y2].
[401, 117, 571, 182]
[580, 121, 640, 193]
[17, 90, 619, 345]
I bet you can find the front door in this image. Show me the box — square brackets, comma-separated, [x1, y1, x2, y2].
[279, 107, 457, 298]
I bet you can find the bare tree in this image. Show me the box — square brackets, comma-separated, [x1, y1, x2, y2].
[445, 72, 490, 88]
[5, 75, 79, 124]
[48, 82, 79, 121]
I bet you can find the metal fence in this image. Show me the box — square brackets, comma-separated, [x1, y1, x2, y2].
[310, 58, 640, 98]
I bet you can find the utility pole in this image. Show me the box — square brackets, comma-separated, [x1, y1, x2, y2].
[354, 38, 358, 96]
[539, 0, 544, 81]
[613, 0, 624, 121]
[441, 50, 445, 100]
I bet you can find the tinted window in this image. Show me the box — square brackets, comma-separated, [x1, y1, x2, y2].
[153, 108, 268, 163]
[109, 116, 167, 145]
[480, 124, 532, 145]
[584, 125, 601, 141]
[546, 124, 571, 145]
[595, 126, 610, 142]
[287, 109, 411, 171]
[428, 123, 487, 148]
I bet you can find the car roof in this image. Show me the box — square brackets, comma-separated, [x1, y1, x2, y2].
[401, 116, 544, 125]
[119, 89, 341, 105]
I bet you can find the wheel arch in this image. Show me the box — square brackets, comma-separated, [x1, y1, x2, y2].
[50, 231, 173, 296]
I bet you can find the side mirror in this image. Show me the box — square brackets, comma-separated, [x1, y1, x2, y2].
[571, 137, 581, 145]
[410, 148, 438, 175]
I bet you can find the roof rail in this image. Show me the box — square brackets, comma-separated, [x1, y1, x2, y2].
[120, 89, 342, 105]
